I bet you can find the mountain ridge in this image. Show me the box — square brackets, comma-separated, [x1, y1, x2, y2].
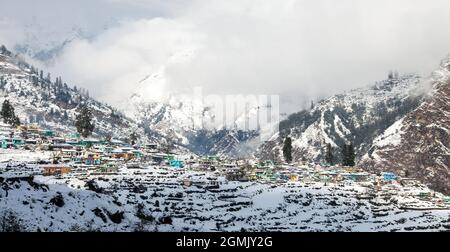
[257, 72, 425, 164]
[360, 56, 450, 194]
[0, 45, 148, 144]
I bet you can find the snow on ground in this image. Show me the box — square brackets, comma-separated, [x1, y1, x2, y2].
[0, 157, 449, 232]
[0, 149, 52, 163]
[373, 118, 405, 148]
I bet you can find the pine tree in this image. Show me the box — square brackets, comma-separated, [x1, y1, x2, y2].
[347, 143, 355, 167]
[341, 143, 356, 167]
[325, 143, 333, 165]
[0, 77, 5, 89]
[75, 104, 95, 138]
[0, 45, 6, 54]
[341, 144, 349, 166]
[12, 116, 20, 127]
[1, 100, 12, 122]
[282, 137, 293, 163]
[129, 132, 138, 145]
[388, 70, 394, 80]
[63, 111, 69, 121]
[1, 100, 20, 126]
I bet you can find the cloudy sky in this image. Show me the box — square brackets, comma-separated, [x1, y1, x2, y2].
[1, 0, 450, 113]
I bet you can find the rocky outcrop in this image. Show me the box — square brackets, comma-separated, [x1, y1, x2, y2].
[360, 57, 450, 195]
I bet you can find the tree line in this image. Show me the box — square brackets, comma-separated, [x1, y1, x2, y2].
[282, 137, 355, 166]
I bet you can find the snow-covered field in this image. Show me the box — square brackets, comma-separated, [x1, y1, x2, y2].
[0, 149, 52, 163]
[0, 151, 449, 232]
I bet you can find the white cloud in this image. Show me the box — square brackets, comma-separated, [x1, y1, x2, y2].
[3, 0, 450, 113]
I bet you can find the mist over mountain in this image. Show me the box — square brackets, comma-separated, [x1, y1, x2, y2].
[0, 46, 264, 157]
[3, 0, 450, 115]
[360, 56, 450, 194]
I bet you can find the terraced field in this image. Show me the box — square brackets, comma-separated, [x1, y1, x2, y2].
[1, 163, 449, 232]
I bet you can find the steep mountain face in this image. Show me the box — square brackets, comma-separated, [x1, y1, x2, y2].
[360, 57, 450, 195]
[123, 52, 263, 157]
[258, 73, 424, 163]
[14, 30, 83, 64]
[129, 93, 261, 157]
[0, 46, 146, 142]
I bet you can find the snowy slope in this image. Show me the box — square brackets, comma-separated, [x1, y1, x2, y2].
[258, 73, 424, 163]
[1, 160, 449, 232]
[360, 56, 450, 195]
[0, 46, 146, 142]
[123, 50, 263, 157]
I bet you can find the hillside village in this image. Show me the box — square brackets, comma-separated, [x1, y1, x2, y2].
[1, 117, 449, 210]
[1, 116, 449, 231]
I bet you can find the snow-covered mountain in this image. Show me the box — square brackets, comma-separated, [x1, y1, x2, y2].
[257, 73, 425, 163]
[128, 93, 261, 157]
[12, 20, 117, 65]
[360, 56, 450, 195]
[122, 50, 263, 157]
[0, 45, 260, 155]
[0, 46, 146, 142]
[14, 29, 84, 64]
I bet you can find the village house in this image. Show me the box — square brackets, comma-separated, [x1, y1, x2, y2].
[98, 145, 113, 155]
[149, 153, 169, 165]
[0, 122, 12, 135]
[25, 138, 39, 145]
[83, 150, 102, 165]
[131, 149, 144, 159]
[0, 138, 14, 149]
[143, 143, 158, 153]
[0, 136, 24, 149]
[169, 159, 184, 168]
[58, 149, 83, 163]
[197, 156, 220, 170]
[382, 172, 398, 182]
[80, 138, 102, 147]
[50, 143, 73, 151]
[111, 148, 135, 161]
[257, 160, 275, 169]
[41, 164, 72, 176]
[92, 163, 119, 174]
[65, 139, 80, 146]
[40, 129, 55, 138]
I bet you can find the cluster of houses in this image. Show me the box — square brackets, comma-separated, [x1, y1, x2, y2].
[0, 122, 181, 175]
[0, 122, 406, 183]
[1, 122, 444, 202]
[186, 157, 404, 186]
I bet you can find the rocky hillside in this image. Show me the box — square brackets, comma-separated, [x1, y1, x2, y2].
[125, 63, 263, 157]
[258, 73, 424, 163]
[360, 56, 450, 195]
[0, 46, 146, 143]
